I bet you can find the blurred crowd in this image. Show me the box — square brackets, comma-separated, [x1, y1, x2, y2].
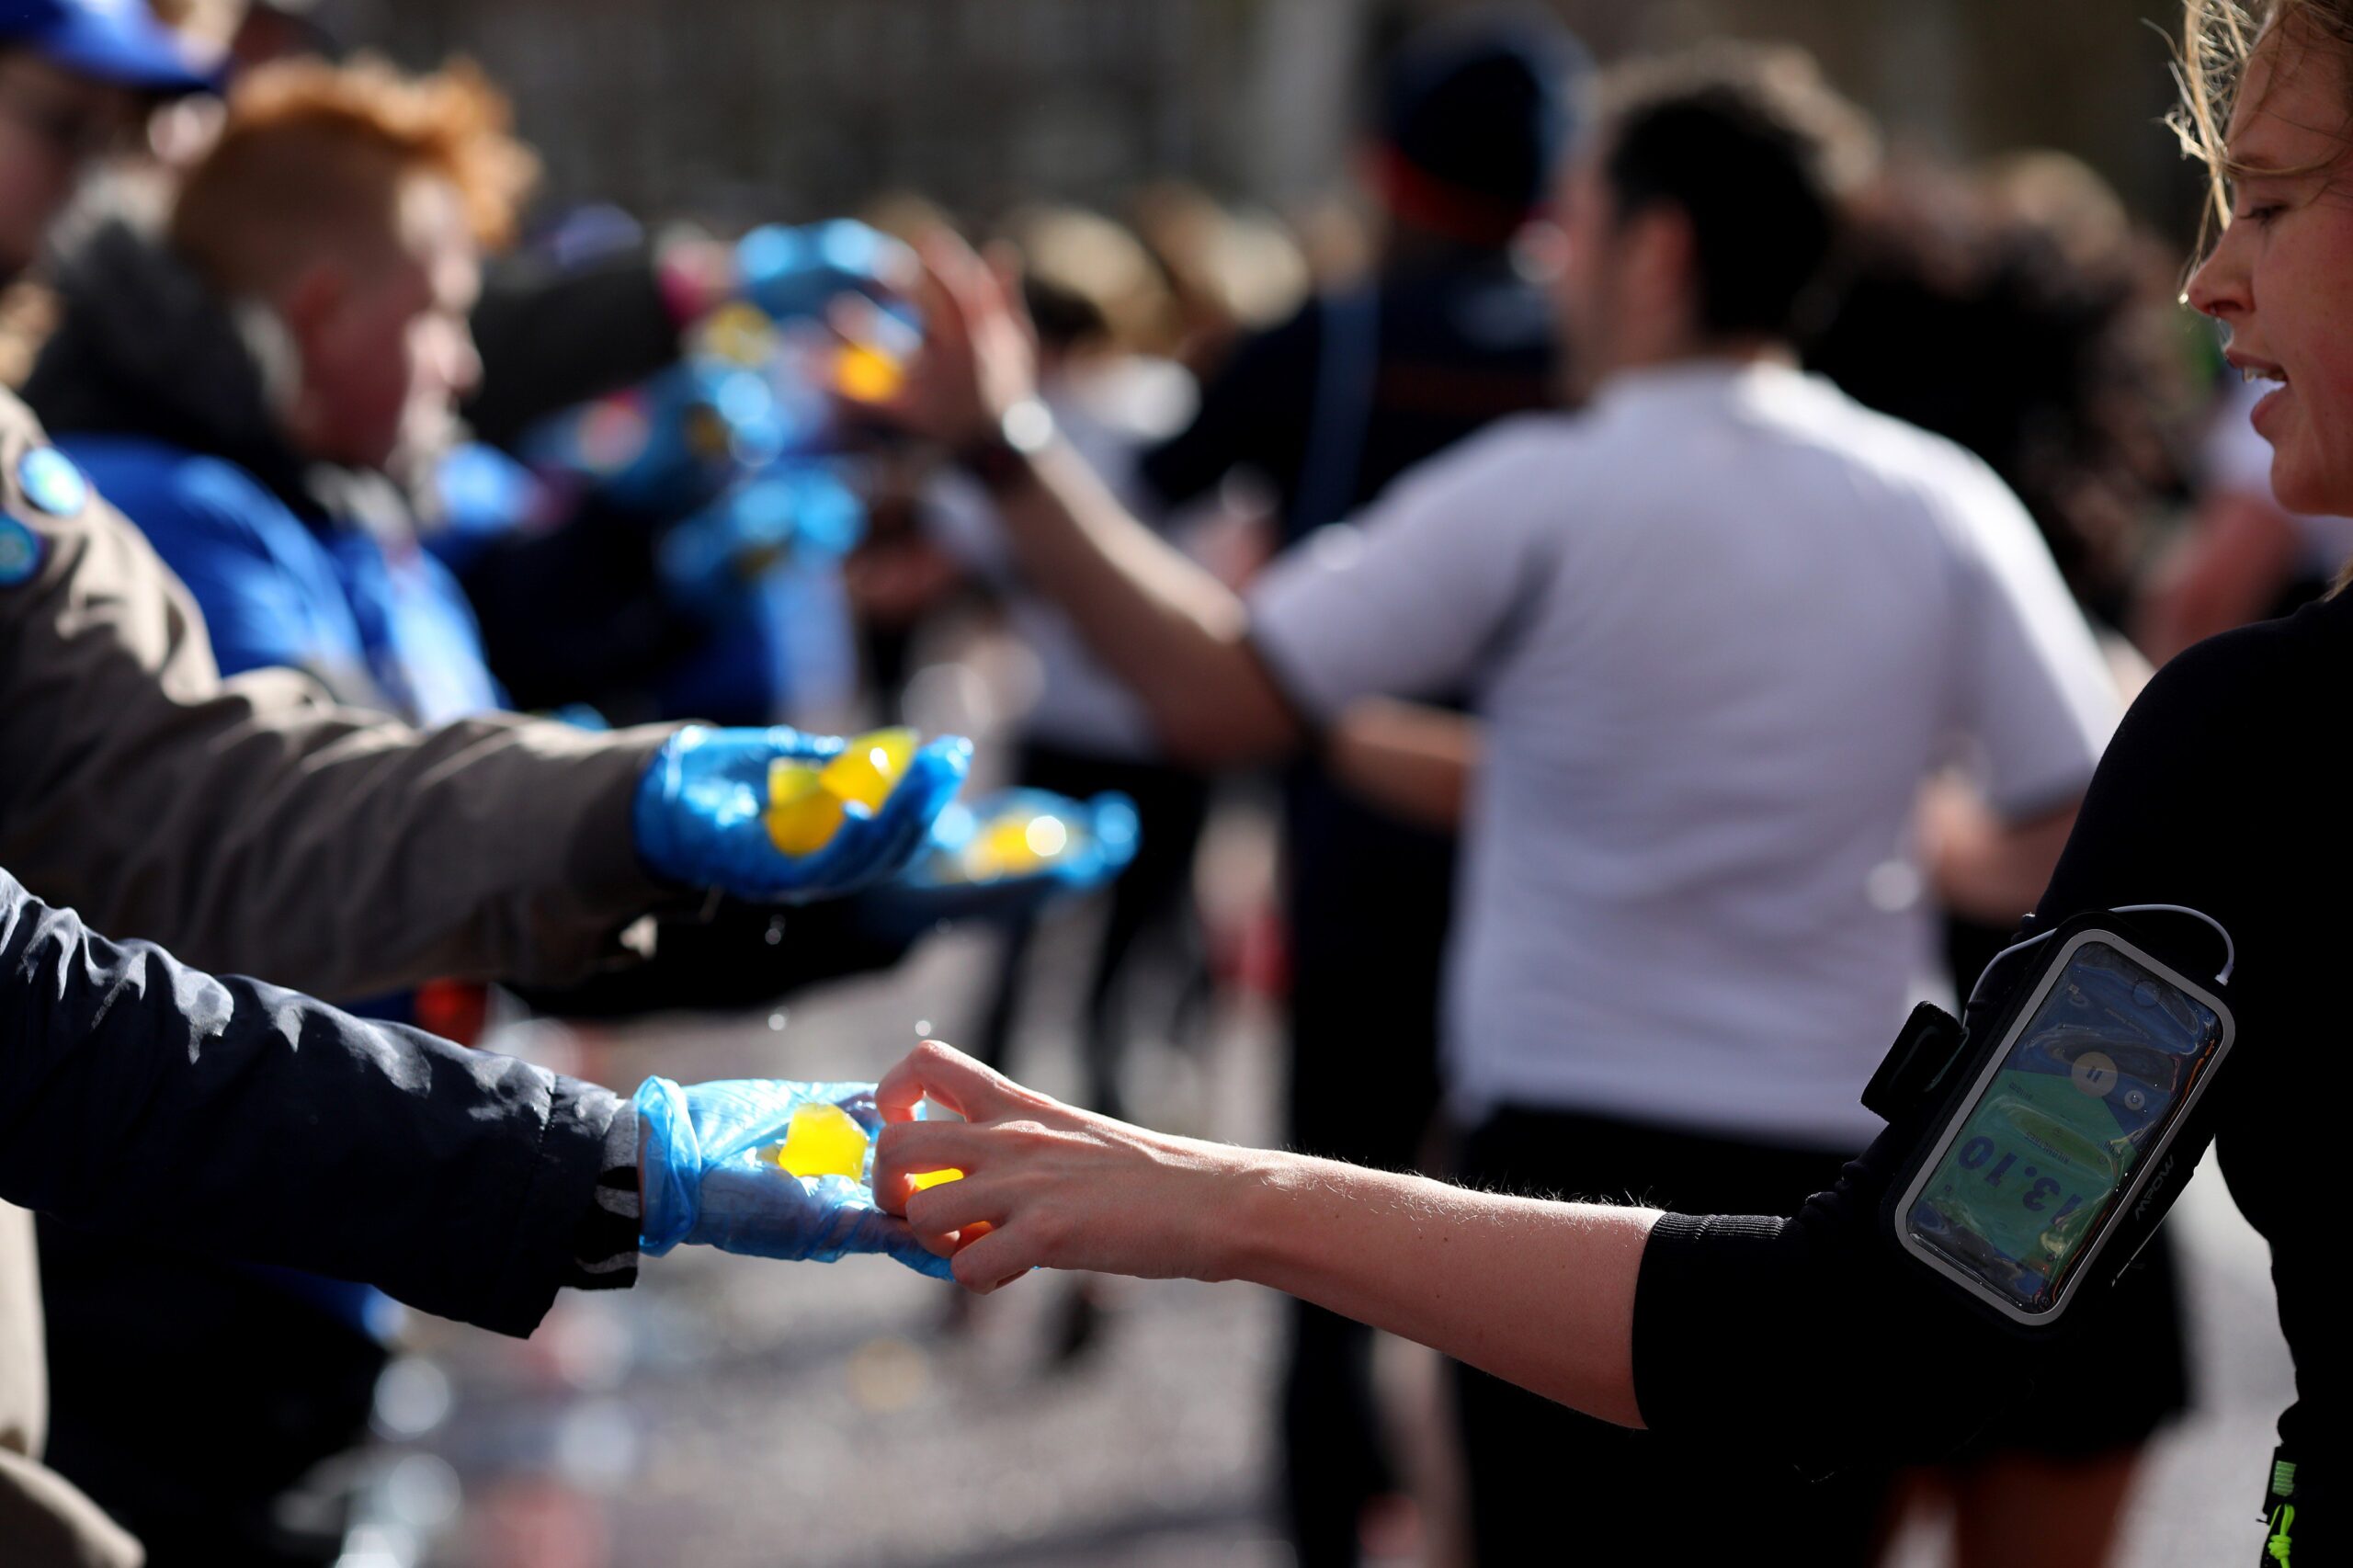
[0, 1, 2331, 1566]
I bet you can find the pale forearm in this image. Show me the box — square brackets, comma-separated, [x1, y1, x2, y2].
[1922, 783, 2079, 926]
[1325, 698, 1478, 831]
[995, 444, 1302, 766]
[1220, 1150, 1657, 1427]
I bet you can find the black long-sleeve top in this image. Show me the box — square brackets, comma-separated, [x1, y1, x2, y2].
[0, 869, 631, 1337]
[1634, 595, 2343, 1498]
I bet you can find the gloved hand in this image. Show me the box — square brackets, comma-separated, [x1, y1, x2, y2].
[634, 1075, 950, 1278]
[656, 463, 867, 608]
[737, 221, 915, 324]
[851, 789, 1141, 937]
[633, 725, 971, 901]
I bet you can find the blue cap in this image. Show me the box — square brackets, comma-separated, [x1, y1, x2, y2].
[0, 0, 219, 96]
[1379, 11, 1590, 219]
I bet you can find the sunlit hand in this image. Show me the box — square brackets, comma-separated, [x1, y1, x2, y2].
[870, 1040, 1251, 1293]
[881, 228, 1042, 450]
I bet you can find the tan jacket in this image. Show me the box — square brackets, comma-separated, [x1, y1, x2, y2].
[0, 388, 682, 1562]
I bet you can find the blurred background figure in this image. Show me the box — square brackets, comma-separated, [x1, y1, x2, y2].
[0, 2, 2314, 1565]
[928, 204, 1214, 1130]
[1117, 17, 1586, 1566]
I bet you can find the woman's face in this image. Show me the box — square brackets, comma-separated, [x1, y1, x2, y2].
[2186, 27, 2353, 515]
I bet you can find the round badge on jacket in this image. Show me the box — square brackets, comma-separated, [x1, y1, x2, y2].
[0, 516, 43, 586]
[17, 447, 91, 517]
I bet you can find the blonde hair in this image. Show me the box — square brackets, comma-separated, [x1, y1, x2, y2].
[170, 55, 538, 296]
[2174, 0, 2353, 231]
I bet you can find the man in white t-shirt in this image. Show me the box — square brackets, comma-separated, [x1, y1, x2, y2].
[892, 46, 2119, 1564]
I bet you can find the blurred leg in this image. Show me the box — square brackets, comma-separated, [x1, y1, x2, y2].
[1950, 1449, 2140, 1568]
[970, 914, 1039, 1078]
[1073, 762, 1210, 1122]
[1931, 1230, 2186, 1568]
[1283, 1299, 1395, 1568]
[1449, 1108, 1893, 1566]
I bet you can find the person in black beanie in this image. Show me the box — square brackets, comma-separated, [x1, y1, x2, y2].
[1132, 13, 1588, 1566]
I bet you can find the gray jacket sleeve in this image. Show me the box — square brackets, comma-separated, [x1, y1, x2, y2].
[0, 389, 683, 1003]
[0, 867, 620, 1337]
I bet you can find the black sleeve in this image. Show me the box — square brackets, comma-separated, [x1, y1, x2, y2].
[510, 895, 916, 1019]
[0, 867, 626, 1336]
[1632, 1131, 2029, 1471]
[2029, 625, 2284, 932]
[465, 250, 686, 451]
[1138, 308, 1319, 512]
[1630, 627, 2284, 1468]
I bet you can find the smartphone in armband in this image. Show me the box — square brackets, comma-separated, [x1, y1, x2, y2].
[1879, 913, 2234, 1329]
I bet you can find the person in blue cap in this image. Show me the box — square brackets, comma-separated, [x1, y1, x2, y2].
[0, 0, 210, 277]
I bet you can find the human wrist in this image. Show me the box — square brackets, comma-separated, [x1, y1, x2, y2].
[1200, 1146, 1312, 1286]
[631, 1075, 700, 1255]
[953, 396, 1056, 496]
[627, 726, 703, 889]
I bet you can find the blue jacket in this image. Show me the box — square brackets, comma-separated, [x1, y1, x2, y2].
[56, 434, 506, 727]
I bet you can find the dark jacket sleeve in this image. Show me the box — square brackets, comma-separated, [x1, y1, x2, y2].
[465, 251, 685, 451]
[0, 868, 619, 1337]
[0, 389, 682, 1003]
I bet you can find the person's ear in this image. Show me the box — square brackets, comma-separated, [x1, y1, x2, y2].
[275, 260, 349, 356]
[1620, 204, 1700, 342]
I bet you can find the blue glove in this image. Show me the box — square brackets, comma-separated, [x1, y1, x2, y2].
[656, 463, 867, 609]
[851, 789, 1141, 937]
[633, 725, 971, 901]
[634, 1075, 950, 1278]
[736, 220, 913, 323]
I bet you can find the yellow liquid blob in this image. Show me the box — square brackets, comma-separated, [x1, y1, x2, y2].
[962, 812, 1071, 880]
[819, 727, 917, 812]
[775, 1103, 871, 1180]
[682, 403, 732, 460]
[908, 1168, 965, 1192]
[765, 758, 846, 855]
[700, 301, 779, 366]
[835, 340, 905, 403]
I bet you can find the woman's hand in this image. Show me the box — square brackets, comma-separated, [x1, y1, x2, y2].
[871, 1040, 1261, 1293]
[873, 1046, 1655, 1429]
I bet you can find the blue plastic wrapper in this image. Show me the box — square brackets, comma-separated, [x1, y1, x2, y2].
[524, 360, 797, 517]
[633, 1075, 949, 1278]
[656, 461, 867, 610]
[632, 724, 972, 902]
[850, 789, 1140, 938]
[737, 220, 913, 323]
